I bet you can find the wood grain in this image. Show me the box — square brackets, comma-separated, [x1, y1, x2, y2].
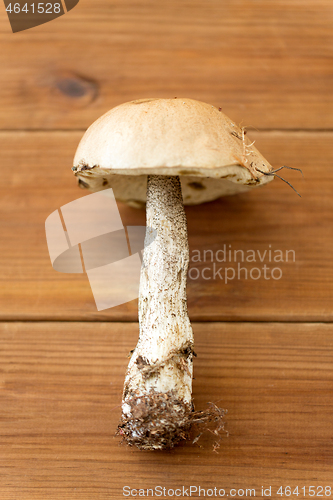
[0, 321, 332, 499]
[0, 0, 332, 494]
[0, 0, 332, 130]
[0, 130, 332, 321]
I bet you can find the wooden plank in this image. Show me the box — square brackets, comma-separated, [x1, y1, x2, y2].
[0, 321, 332, 499]
[0, 0, 332, 130]
[1, 130, 333, 321]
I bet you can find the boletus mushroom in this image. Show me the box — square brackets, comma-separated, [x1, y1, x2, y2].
[72, 98, 275, 450]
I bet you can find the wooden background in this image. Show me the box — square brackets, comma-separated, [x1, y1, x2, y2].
[0, 1, 333, 498]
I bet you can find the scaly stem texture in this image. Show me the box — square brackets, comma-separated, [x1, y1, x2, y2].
[120, 175, 194, 450]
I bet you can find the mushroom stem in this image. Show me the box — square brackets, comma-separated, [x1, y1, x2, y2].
[119, 175, 194, 450]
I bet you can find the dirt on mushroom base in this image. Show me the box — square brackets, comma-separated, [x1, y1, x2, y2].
[117, 393, 227, 451]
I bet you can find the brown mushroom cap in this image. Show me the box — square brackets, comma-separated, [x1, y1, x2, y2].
[73, 98, 274, 206]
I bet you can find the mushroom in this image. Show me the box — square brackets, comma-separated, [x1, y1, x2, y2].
[72, 98, 275, 450]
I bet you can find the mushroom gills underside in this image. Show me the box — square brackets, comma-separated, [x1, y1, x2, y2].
[76, 172, 261, 207]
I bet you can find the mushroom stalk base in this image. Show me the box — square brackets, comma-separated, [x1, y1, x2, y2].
[119, 175, 194, 450]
